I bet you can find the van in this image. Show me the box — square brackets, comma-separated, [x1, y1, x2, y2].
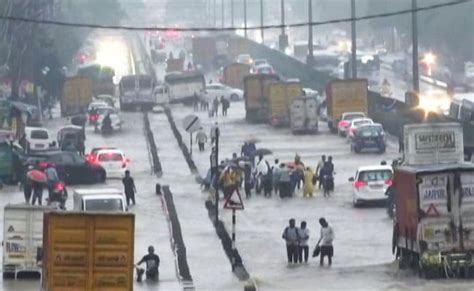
[3, 204, 52, 278]
[73, 188, 127, 212]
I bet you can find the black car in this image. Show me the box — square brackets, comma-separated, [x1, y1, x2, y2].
[351, 124, 386, 153]
[27, 150, 106, 184]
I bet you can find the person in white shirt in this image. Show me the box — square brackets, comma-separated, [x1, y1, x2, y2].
[317, 217, 334, 266]
[298, 221, 310, 263]
[254, 154, 269, 195]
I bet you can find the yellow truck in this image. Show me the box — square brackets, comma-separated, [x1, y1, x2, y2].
[166, 58, 184, 73]
[61, 76, 93, 117]
[244, 74, 280, 123]
[223, 62, 251, 90]
[42, 212, 135, 291]
[325, 79, 368, 133]
[267, 80, 303, 126]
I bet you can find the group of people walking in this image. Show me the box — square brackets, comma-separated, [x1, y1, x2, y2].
[193, 93, 230, 118]
[282, 217, 335, 266]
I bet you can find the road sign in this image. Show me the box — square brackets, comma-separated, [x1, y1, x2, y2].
[182, 114, 201, 133]
[223, 188, 244, 210]
[426, 203, 440, 217]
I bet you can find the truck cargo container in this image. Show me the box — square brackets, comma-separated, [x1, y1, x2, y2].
[42, 212, 135, 291]
[325, 79, 368, 132]
[393, 163, 474, 278]
[192, 36, 217, 70]
[223, 62, 251, 90]
[2, 204, 52, 278]
[290, 96, 318, 134]
[243, 74, 280, 123]
[61, 77, 93, 117]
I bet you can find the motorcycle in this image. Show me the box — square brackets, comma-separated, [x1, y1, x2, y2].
[47, 181, 68, 210]
[100, 122, 113, 135]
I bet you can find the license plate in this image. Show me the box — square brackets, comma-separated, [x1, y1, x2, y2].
[370, 184, 383, 189]
[36, 144, 44, 148]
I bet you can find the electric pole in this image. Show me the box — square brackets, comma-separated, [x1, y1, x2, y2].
[213, 0, 217, 27]
[411, 0, 419, 93]
[350, 0, 357, 78]
[307, 0, 314, 66]
[260, 0, 264, 44]
[221, 0, 224, 27]
[280, 0, 285, 36]
[244, 0, 248, 38]
[231, 0, 234, 27]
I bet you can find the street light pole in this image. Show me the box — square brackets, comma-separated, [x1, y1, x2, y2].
[260, 0, 264, 44]
[280, 0, 285, 36]
[307, 0, 314, 66]
[244, 0, 248, 38]
[231, 0, 235, 27]
[221, 0, 225, 28]
[350, 0, 357, 79]
[214, 127, 220, 223]
[411, 0, 420, 93]
[213, 0, 217, 27]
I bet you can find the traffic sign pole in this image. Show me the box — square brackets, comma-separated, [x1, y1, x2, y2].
[232, 208, 236, 271]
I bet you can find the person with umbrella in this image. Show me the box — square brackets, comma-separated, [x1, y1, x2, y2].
[24, 165, 34, 203]
[28, 168, 46, 206]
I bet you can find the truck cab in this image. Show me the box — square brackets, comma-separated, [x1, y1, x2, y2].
[73, 188, 126, 212]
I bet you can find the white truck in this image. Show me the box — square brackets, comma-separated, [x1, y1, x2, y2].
[3, 204, 52, 278]
[119, 74, 155, 111]
[73, 188, 127, 212]
[290, 96, 319, 134]
[154, 72, 206, 104]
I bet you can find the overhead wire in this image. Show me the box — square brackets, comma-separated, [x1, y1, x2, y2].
[0, 0, 470, 32]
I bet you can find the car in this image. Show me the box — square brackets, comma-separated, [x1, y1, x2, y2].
[95, 107, 122, 131]
[91, 148, 129, 178]
[251, 64, 275, 75]
[27, 150, 106, 185]
[349, 165, 393, 207]
[94, 95, 115, 107]
[253, 59, 268, 67]
[236, 54, 253, 65]
[337, 112, 366, 136]
[346, 118, 374, 142]
[351, 123, 386, 153]
[24, 127, 53, 152]
[85, 146, 117, 162]
[205, 83, 243, 101]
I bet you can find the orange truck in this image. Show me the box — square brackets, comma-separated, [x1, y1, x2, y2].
[267, 80, 303, 126]
[223, 62, 251, 90]
[42, 212, 135, 291]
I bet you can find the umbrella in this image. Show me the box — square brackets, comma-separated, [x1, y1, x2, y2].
[27, 170, 47, 183]
[254, 148, 273, 156]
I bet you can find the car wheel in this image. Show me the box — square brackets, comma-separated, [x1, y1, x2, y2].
[230, 93, 239, 101]
[96, 171, 106, 183]
[354, 145, 361, 153]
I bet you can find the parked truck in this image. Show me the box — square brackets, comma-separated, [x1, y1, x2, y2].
[166, 58, 184, 73]
[155, 71, 206, 104]
[267, 80, 304, 127]
[244, 74, 280, 123]
[223, 62, 251, 90]
[192, 36, 217, 70]
[42, 212, 135, 291]
[3, 204, 52, 278]
[119, 74, 155, 111]
[61, 76, 93, 117]
[290, 96, 319, 134]
[325, 79, 368, 133]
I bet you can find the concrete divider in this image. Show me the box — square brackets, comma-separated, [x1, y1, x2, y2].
[143, 112, 163, 176]
[161, 185, 194, 288]
[163, 105, 254, 285]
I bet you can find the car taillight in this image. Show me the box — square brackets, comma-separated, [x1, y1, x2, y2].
[122, 158, 129, 168]
[385, 179, 393, 186]
[90, 114, 98, 121]
[354, 180, 367, 188]
[338, 120, 349, 128]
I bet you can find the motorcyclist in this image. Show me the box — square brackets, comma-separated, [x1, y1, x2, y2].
[102, 113, 112, 133]
[136, 246, 160, 282]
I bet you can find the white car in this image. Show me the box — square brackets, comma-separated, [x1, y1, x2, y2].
[93, 149, 129, 178]
[205, 83, 243, 101]
[349, 165, 393, 207]
[88, 101, 108, 112]
[24, 127, 52, 152]
[253, 59, 268, 67]
[346, 118, 374, 141]
[236, 54, 253, 65]
[337, 112, 366, 136]
[252, 64, 275, 74]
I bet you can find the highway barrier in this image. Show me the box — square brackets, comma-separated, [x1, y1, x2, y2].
[143, 112, 163, 176]
[161, 185, 194, 288]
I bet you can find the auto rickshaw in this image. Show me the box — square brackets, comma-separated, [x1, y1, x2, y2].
[57, 125, 85, 154]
